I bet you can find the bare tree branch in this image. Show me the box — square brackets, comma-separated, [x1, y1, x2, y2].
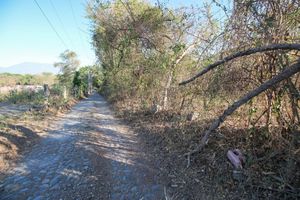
[185, 60, 300, 161]
[179, 43, 300, 85]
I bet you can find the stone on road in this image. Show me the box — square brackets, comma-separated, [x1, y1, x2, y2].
[0, 94, 164, 200]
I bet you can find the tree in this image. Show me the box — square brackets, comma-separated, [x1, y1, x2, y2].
[228, 0, 300, 129]
[180, 44, 300, 165]
[88, 0, 219, 108]
[72, 65, 103, 97]
[54, 50, 80, 89]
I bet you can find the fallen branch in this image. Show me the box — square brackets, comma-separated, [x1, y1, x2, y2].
[251, 108, 269, 126]
[185, 60, 300, 162]
[179, 43, 300, 85]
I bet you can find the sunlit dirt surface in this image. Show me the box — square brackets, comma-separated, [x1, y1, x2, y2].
[0, 102, 31, 118]
[0, 94, 164, 199]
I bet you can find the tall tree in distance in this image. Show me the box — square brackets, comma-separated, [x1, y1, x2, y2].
[54, 50, 80, 89]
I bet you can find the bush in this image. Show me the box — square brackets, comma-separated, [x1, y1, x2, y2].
[5, 90, 44, 104]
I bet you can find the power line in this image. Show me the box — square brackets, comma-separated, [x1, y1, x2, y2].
[33, 0, 68, 49]
[49, 0, 74, 48]
[68, 0, 93, 63]
[68, 0, 86, 47]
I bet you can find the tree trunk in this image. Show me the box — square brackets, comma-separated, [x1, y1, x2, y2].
[162, 41, 200, 110]
[265, 91, 273, 130]
[162, 71, 173, 110]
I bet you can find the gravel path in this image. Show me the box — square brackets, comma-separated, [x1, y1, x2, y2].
[0, 94, 164, 200]
[0, 102, 31, 118]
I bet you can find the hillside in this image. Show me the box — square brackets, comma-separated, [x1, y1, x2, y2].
[0, 62, 59, 75]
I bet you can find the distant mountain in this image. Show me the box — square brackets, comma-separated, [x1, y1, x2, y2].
[0, 62, 59, 75]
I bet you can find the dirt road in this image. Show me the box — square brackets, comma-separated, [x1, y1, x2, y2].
[0, 94, 164, 199]
[0, 102, 31, 118]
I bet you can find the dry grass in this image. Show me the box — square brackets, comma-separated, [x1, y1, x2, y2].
[0, 73, 56, 87]
[113, 99, 300, 200]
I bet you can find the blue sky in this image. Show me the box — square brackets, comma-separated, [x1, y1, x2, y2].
[0, 0, 230, 68]
[0, 0, 95, 67]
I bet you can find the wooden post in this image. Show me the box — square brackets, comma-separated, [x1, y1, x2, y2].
[63, 86, 67, 99]
[88, 71, 93, 95]
[43, 84, 50, 105]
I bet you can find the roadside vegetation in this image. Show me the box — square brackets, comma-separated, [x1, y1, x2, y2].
[0, 73, 56, 104]
[0, 50, 102, 174]
[0, 50, 102, 105]
[0, 72, 56, 87]
[88, 0, 300, 198]
[0, 0, 299, 198]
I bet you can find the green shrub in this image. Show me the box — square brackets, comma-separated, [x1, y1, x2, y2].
[5, 90, 44, 104]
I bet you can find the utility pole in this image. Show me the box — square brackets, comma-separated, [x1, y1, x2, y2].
[88, 70, 93, 95]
